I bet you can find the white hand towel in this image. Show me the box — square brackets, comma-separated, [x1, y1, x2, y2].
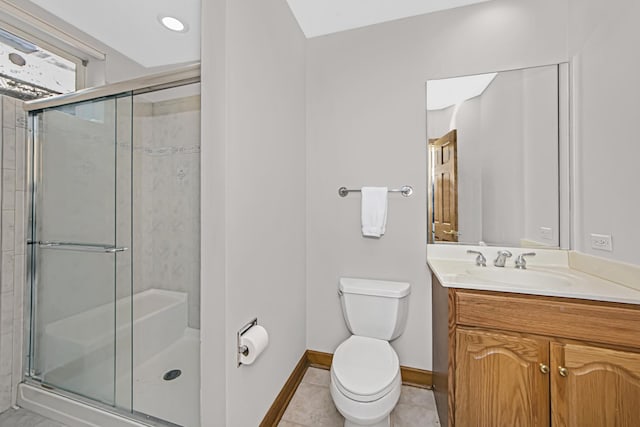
[361, 187, 388, 237]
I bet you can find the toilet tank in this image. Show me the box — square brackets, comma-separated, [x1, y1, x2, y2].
[339, 278, 411, 341]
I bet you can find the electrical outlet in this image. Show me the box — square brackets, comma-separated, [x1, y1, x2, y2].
[540, 227, 553, 240]
[590, 234, 613, 251]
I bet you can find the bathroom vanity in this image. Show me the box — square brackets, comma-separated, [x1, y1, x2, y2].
[429, 247, 640, 427]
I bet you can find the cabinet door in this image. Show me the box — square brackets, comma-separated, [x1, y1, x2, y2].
[551, 342, 640, 427]
[455, 328, 550, 427]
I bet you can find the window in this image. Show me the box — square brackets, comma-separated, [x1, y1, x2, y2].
[0, 26, 84, 100]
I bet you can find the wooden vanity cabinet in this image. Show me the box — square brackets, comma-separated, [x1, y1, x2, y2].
[455, 328, 550, 427]
[432, 273, 640, 427]
[551, 342, 640, 427]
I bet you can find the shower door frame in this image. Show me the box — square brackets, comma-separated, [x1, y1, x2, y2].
[22, 65, 200, 427]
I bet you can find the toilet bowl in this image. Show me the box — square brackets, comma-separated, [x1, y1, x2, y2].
[330, 336, 402, 427]
[330, 278, 411, 427]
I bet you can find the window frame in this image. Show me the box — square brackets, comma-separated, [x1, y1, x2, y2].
[0, 20, 87, 92]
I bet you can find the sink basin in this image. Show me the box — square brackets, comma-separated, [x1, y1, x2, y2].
[465, 268, 573, 288]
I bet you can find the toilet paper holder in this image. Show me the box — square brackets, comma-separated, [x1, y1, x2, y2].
[237, 317, 258, 367]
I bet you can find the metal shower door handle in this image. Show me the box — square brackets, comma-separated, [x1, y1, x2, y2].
[37, 241, 128, 253]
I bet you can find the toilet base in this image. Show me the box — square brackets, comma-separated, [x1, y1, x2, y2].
[344, 416, 390, 427]
[330, 370, 401, 427]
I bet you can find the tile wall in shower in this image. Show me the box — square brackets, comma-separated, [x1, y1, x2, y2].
[133, 95, 201, 328]
[0, 95, 28, 411]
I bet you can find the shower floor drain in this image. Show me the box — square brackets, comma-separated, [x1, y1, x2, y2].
[163, 369, 182, 381]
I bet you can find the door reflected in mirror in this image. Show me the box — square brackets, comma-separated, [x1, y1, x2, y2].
[427, 64, 568, 248]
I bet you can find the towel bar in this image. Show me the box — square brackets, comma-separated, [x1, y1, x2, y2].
[338, 186, 413, 198]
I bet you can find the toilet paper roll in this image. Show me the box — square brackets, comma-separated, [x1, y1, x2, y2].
[240, 325, 269, 365]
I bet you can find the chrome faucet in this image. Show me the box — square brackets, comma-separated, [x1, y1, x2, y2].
[494, 250, 512, 267]
[467, 250, 487, 267]
[515, 252, 536, 269]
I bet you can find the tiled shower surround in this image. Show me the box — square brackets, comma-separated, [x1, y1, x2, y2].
[133, 94, 201, 328]
[0, 95, 28, 412]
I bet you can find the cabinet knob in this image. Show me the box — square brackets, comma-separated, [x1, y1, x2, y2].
[539, 363, 550, 374]
[559, 366, 569, 377]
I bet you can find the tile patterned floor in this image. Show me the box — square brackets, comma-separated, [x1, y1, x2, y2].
[278, 367, 441, 427]
[0, 408, 66, 426]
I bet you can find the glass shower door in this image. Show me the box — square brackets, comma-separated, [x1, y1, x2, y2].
[29, 95, 133, 409]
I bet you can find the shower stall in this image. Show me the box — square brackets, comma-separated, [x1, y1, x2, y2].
[19, 67, 201, 427]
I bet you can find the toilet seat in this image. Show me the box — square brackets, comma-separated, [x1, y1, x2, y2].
[331, 335, 400, 403]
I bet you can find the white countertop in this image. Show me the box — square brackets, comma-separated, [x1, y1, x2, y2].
[427, 244, 640, 305]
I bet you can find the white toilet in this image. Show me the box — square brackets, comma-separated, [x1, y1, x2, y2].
[330, 277, 411, 427]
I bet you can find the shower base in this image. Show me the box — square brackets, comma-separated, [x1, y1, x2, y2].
[18, 328, 200, 427]
[126, 328, 200, 426]
[17, 383, 150, 427]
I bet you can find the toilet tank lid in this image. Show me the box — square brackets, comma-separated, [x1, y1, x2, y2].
[339, 278, 411, 298]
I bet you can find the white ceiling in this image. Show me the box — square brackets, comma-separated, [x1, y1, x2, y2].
[23, 0, 490, 68]
[286, 0, 492, 38]
[29, 0, 200, 68]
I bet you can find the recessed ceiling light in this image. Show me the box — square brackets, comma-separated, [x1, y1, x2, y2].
[159, 16, 187, 33]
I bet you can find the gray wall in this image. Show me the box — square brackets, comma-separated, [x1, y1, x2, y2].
[199, 0, 227, 423]
[479, 68, 559, 247]
[201, 0, 307, 425]
[569, 0, 640, 265]
[305, 0, 569, 370]
[480, 72, 527, 245]
[521, 67, 560, 246]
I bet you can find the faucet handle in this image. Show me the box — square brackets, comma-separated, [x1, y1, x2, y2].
[467, 250, 487, 267]
[515, 252, 536, 269]
[493, 250, 512, 267]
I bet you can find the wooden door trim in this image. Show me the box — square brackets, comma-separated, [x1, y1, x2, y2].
[259, 351, 309, 427]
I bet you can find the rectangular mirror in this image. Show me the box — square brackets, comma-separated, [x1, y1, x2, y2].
[426, 63, 569, 249]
